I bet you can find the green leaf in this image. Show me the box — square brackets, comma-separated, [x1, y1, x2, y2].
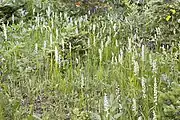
[166, 15, 171, 21]
[170, 9, 176, 14]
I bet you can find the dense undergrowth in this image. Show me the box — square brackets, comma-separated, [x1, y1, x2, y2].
[0, 0, 180, 120]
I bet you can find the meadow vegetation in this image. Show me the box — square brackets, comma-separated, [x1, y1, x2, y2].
[0, 0, 180, 119]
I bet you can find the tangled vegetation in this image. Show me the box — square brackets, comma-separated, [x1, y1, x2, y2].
[0, 0, 179, 119]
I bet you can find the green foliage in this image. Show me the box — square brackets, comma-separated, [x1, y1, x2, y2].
[0, 92, 21, 120]
[159, 82, 180, 119]
[0, 0, 179, 119]
[151, 1, 180, 42]
[111, 0, 180, 50]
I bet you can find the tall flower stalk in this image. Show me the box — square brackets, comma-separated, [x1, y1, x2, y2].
[3, 23, 7, 40]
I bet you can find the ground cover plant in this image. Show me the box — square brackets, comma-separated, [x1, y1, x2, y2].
[0, 0, 180, 120]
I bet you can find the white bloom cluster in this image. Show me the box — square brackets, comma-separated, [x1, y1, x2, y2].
[138, 116, 143, 120]
[152, 60, 157, 73]
[55, 46, 59, 63]
[116, 86, 122, 113]
[111, 52, 114, 64]
[153, 110, 157, 120]
[149, 54, 153, 66]
[35, 43, 38, 54]
[104, 93, 109, 112]
[154, 77, 158, 106]
[133, 60, 139, 76]
[132, 98, 137, 112]
[99, 49, 102, 63]
[3, 23, 7, 40]
[43, 41, 47, 49]
[118, 49, 123, 65]
[141, 77, 146, 98]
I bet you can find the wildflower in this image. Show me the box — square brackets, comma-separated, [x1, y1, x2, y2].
[69, 42, 72, 53]
[152, 110, 157, 120]
[69, 17, 73, 25]
[55, 46, 58, 63]
[33, 8, 36, 16]
[84, 14, 88, 21]
[116, 86, 122, 112]
[115, 56, 118, 64]
[113, 23, 117, 31]
[88, 38, 90, 47]
[132, 98, 137, 112]
[149, 54, 153, 66]
[141, 45, 145, 61]
[105, 36, 111, 47]
[115, 39, 118, 47]
[154, 77, 158, 106]
[138, 116, 142, 120]
[141, 77, 146, 98]
[3, 23, 7, 40]
[35, 43, 38, 54]
[104, 93, 109, 112]
[152, 60, 157, 73]
[75, 27, 78, 34]
[133, 60, 139, 76]
[133, 34, 137, 41]
[155, 27, 161, 35]
[76, 58, 79, 64]
[62, 39, 64, 51]
[46, 6, 51, 18]
[88, 10, 91, 15]
[44, 41, 46, 49]
[12, 14, 14, 24]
